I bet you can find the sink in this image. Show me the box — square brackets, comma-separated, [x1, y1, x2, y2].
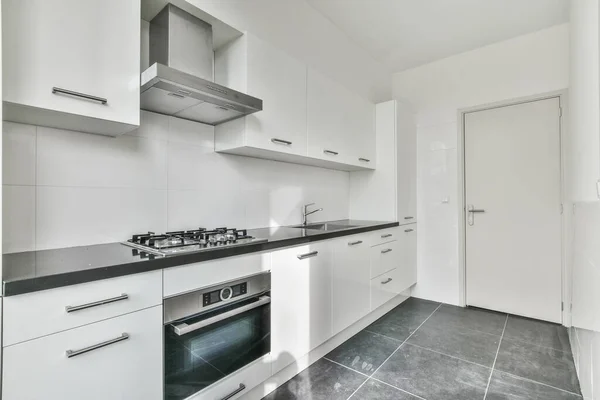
[290, 223, 359, 231]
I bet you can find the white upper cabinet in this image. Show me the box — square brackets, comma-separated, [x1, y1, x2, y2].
[215, 33, 307, 157]
[307, 68, 375, 170]
[396, 101, 417, 223]
[2, 0, 141, 136]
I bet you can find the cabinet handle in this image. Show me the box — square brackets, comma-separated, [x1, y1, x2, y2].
[52, 87, 107, 105]
[381, 233, 393, 238]
[323, 149, 339, 156]
[381, 278, 393, 285]
[271, 138, 292, 146]
[297, 251, 318, 260]
[404, 216, 414, 220]
[66, 333, 129, 358]
[65, 293, 129, 313]
[221, 384, 246, 400]
[358, 158, 371, 162]
[405, 229, 414, 233]
[381, 248, 393, 254]
[348, 240, 363, 246]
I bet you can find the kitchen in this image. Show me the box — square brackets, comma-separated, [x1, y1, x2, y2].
[0, 0, 598, 399]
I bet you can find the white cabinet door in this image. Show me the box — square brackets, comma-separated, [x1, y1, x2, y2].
[271, 242, 333, 374]
[332, 235, 371, 335]
[246, 36, 307, 156]
[307, 68, 350, 164]
[370, 269, 402, 311]
[396, 102, 417, 222]
[398, 225, 418, 291]
[215, 34, 307, 156]
[3, 306, 162, 400]
[2, 0, 140, 134]
[370, 240, 401, 279]
[348, 94, 376, 168]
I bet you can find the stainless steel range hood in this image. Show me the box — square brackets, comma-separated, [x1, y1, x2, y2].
[140, 4, 262, 125]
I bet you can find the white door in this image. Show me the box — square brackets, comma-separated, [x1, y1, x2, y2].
[465, 97, 562, 323]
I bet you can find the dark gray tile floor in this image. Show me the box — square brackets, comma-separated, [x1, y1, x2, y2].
[263, 297, 582, 400]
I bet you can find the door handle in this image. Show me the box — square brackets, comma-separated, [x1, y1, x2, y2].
[467, 205, 485, 226]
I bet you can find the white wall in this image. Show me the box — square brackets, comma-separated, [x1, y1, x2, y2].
[392, 24, 570, 305]
[568, 1, 600, 399]
[2, 112, 349, 252]
[182, 0, 391, 102]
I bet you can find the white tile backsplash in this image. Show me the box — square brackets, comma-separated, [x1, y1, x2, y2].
[3, 122, 36, 186]
[3, 112, 350, 252]
[3, 185, 36, 253]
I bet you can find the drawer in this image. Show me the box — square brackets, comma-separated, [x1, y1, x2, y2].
[163, 252, 271, 297]
[192, 354, 271, 400]
[371, 269, 402, 311]
[370, 240, 401, 279]
[369, 227, 400, 246]
[4, 270, 162, 346]
[3, 306, 163, 400]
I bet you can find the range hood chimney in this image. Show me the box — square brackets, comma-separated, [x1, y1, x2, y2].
[140, 4, 262, 125]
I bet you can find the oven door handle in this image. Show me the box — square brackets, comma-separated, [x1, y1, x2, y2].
[171, 295, 271, 336]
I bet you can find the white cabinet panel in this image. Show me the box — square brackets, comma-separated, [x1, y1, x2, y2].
[398, 224, 418, 291]
[4, 270, 162, 346]
[215, 34, 307, 156]
[396, 101, 417, 222]
[370, 269, 402, 311]
[271, 242, 333, 374]
[332, 234, 371, 335]
[370, 240, 401, 279]
[369, 226, 400, 247]
[2, 0, 140, 135]
[348, 94, 376, 168]
[3, 306, 162, 400]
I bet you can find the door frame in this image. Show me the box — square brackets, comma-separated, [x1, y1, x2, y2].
[456, 90, 570, 325]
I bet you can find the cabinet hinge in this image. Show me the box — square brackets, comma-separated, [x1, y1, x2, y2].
[559, 107, 563, 118]
[561, 302, 564, 311]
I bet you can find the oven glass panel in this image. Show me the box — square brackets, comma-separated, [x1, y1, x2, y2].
[164, 298, 270, 400]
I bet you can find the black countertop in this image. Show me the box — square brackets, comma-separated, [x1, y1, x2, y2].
[2, 220, 399, 296]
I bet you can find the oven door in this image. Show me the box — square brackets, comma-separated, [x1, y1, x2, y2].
[164, 294, 271, 400]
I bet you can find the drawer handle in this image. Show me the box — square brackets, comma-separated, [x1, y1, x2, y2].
[348, 240, 363, 246]
[52, 87, 107, 105]
[381, 278, 393, 285]
[405, 229, 414, 233]
[271, 138, 292, 146]
[358, 158, 371, 162]
[65, 293, 129, 313]
[381, 234, 393, 238]
[221, 384, 246, 400]
[323, 149, 339, 156]
[404, 216, 414, 220]
[66, 333, 129, 358]
[381, 248, 393, 254]
[297, 251, 318, 260]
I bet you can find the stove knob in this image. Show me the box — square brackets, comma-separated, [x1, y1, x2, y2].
[226, 233, 236, 242]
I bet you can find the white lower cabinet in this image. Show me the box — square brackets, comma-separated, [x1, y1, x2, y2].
[332, 235, 371, 335]
[370, 240, 401, 278]
[2, 306, 162, 400]
[370, 269, 403, 310]
[399, 224, 418, 290]
[271, 242, 333, 374]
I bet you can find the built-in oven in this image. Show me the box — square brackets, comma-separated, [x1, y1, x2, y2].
[163, 273, 271, 400]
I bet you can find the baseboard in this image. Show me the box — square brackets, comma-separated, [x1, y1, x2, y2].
[241, 294, 410, 400]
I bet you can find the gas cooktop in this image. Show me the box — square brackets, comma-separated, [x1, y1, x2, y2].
[122, 228, 267, 257]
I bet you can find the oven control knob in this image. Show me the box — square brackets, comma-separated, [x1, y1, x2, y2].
[220, 287, 233, 301]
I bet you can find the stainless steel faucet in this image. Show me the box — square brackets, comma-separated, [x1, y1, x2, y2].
[302, 203, 323, 225]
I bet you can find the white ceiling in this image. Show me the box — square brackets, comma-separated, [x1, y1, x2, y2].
[305, 0, 570, 73]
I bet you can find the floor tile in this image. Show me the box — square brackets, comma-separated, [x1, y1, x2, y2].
[374, 343, 490, 400]
[495, 339, 580, 394]
[427, 304, 507, 335]
[503, 315, 571, 352]
[351, 379, 420, 399]
[486, 370, 582, 400]
[365, 297, 440, 341]
[407, 321, 500, 367]
[263, 358, 366, 400]
[326, 330, 399, 374]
